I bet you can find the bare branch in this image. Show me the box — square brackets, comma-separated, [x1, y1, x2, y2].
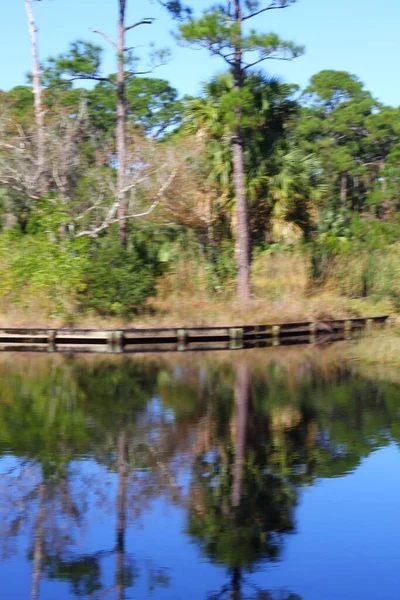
[210, 48, 235, 67]
[0, 141, 30, 154]
[243, 1, 293, 21]
[76, 169, 178, 238]
[91, 29, 117, 49]
[125, 70, 153, 77]
[243, 54, 293, 70]
[124, 44, 147, 52]
[67, 75, 115, 85]
[120, 163, 173, 195]
[125, 18, 154, 32]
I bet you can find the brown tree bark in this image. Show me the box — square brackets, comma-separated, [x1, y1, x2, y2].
[25, 0, 47, 196]
[231, 361, 250, 509]
[340, 171, 347, 208]
[229, 361, 249, 599]
[380, 158, 391, 219]
[117, 0, 128, 246]
[232, 0, 251, 299]
[380, 159, 387, 193]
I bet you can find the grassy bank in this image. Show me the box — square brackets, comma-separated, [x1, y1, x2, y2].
[0, 248, 392, 328]
[346, 327, 400, 367]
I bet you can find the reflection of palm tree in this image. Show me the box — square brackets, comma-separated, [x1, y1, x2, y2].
[2, 353, 400, 599]
[188, 360, 299, 600]
[231, 362, 249, 511]
[208, 586, 302, 600]
[230, 363, 250, 600]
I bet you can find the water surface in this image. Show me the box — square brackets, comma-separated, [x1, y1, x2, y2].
[0, 347, 399, 599]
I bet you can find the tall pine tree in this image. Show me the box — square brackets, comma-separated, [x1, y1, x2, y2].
[177, 1, 303, 298]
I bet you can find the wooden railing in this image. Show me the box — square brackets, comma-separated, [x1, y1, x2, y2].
[0, 315, 390, 354]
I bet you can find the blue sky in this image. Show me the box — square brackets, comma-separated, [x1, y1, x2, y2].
[1, 0, 399, 105]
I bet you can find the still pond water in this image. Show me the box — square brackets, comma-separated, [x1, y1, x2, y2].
[0, 347, 399, 600]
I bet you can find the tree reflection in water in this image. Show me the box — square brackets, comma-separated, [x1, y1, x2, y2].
[187, 359, 309, 599]
[0, 350, 399, 599]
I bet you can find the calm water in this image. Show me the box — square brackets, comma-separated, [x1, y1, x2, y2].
[0, 347, 400, 600]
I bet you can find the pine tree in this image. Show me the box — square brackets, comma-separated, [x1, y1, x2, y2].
[177, 0, 303, 298]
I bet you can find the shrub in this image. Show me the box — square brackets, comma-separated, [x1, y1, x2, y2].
[83, 230, 163, 318]
[0, 230, 89, 317]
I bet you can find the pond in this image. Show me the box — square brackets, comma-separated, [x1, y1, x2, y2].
[0, 346, 399, 600]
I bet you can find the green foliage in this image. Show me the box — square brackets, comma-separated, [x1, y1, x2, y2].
[0, 86, 34, 125]
[308, 216, 400, 306]
[88, 76, 183, 138]
[0, 226, 89, 317]
[212, 239, 237, 288]
[177, 4, 303, 66]
[44, 40, 104, 85]
[2, 8, 400, 315]
[184, 71, 303, 246]
[83, 229, 163, 317]
[44, 555, 102, 598]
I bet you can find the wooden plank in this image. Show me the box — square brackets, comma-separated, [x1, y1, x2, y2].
[124, 328, 178, 337]
[188, 327, 231, 337]
[0, 329, 51, 336]
[55, 331, 109, 340]
[0, 315, 389, 353]
[55, 345, 112, 354]
[0, 343, 48, 351]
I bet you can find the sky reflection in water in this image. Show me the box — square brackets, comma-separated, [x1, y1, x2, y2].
[0, 347, 399, 600]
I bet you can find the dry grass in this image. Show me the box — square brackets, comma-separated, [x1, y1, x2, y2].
[0, 250, 393, 328]
[346, 326, 400, 366]
[142, 250, 391, 327]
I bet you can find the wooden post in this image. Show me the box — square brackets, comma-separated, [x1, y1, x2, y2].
[48, 330, 56, 352]
[230, 328, 244, 350]
[108, 331, 116, 352]
[177, 329, 188, 352]
[344, 320, 352, 340]
[386, 316, 395, 329]
[115, 331, 124, 352]
[272, 325, 280, 346]
[309, 322, 316, 344]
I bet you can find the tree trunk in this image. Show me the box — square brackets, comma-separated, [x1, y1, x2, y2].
[25, 0, 47, 196]
[229, 361, 249, 599]
[230, 566, 241, 600]
[380, 159, 387, 193]
[117, 0, 127, 246]
[232, 0, 251, 299]
[31, 482, 46, 600]
[352, 175, 360, 212]
[340, 171, 347, 208]
[116, 428, 127, 600]
[380, 158, 391, 219]
[231, 361, 249, 510]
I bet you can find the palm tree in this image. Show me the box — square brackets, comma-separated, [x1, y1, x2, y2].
[269, 147, 326, 241]
[184, 72, 299, 279]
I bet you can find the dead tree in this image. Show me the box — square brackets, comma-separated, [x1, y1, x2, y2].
[25, 0, 48, 195]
